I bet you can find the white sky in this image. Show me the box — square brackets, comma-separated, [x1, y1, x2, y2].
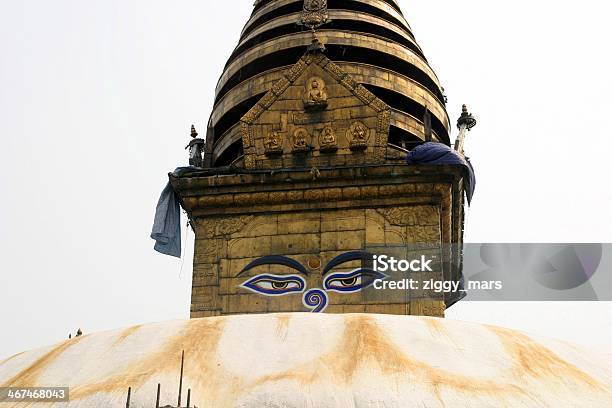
[0, 0, 611, 360]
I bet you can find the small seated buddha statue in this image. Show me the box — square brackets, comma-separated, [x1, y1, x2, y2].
[303, 77, 328, 111]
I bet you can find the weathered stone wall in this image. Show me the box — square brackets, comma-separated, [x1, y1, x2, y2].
[191, 205, 444, 317]
[173, 167, 464, 319]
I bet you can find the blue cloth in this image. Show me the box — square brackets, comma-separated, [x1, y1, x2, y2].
[151, 167, 199, 258]
[406, 142, 476, 205]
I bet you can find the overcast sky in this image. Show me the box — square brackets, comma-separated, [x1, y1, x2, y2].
[1, 0, 611, 360]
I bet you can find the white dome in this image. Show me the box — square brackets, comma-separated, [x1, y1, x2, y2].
[1, 313, 611, 407]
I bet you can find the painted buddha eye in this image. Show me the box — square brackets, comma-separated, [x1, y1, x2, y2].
[240, 274, 306, 296]
[324, 269, 387, 293]
[339, 276, 358, 287]
[272, 281, 290, 290]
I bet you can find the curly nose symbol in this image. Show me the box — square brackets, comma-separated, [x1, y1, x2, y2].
[303, 288, 328, 313]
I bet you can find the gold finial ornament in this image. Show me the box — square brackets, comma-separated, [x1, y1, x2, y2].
[299, 0, 329, 31]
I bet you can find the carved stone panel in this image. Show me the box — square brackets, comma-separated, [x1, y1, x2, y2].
[377, 206, 440, 227]
[240, 53, 391, 169]
[319, 126, 338, 152]
[292, 127, 311, 153]
[264, 131, 283, 156]
[303, 77, 328, 111]
[347, 121, 370, 150]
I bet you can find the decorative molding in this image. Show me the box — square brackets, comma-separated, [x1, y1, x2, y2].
[377, 207, 439, 227]
[286, 59, 308, 82]
[303, 189, 326, 202]
[201, 216, 255, 238]
[375, 109, 392, 161]
[271, 77, 291, 96]
[258, 91, 276, 110]
[354, 86, 375, 104]
[240, 122, 252, 148]
[190, 183, 433, 211]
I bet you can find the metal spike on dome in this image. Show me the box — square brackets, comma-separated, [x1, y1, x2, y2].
[125, 387, 131, 408]
[178, 350, 185, 407]
[155, 384, 160, 408]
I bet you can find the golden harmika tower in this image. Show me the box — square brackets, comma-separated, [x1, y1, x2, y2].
[171, 0, 475, 318]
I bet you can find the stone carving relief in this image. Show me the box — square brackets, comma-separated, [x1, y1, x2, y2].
[240, 53, 391, 169]
[194, 240, 220, 265]
[292, 128, 311, 153]
[347, 121, 369, 151]
[377, 207, 439, 227]
[201, 216, 255, 238]
[303, 77, 328, 111]
[319, 126, 338, 152]
[264, 131, 283, 156]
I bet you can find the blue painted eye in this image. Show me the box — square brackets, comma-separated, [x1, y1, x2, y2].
[241, 274, 306, 296]
[324, 269, 386, 293]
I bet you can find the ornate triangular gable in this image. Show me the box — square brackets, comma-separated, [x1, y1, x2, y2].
[240, 52, 391, 169]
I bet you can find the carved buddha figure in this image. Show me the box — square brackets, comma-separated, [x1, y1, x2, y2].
[303, 77, 328, 111]
[348, 121, 369, 150]
[292, 128, 310, 152]
[264, 131, 283, 155]
[322, 127, 335, 144]
[319, 126, 337, 152]
[353, 124, 367, 141]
